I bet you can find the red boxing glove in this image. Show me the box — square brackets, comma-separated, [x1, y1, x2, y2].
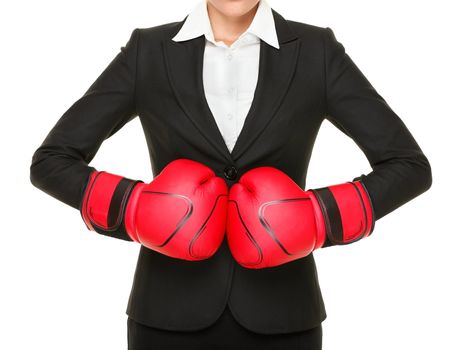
[226, 166, 374, 269]
[80, 159, 229, 261]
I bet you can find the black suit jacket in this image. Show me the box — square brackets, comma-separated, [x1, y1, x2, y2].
[29, 9, 432, 334]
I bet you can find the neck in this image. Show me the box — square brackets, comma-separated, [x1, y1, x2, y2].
[206, 1, 259, 46]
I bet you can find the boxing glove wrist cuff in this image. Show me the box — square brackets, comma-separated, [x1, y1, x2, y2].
[307, 179, 375, 248]
[79, 170, 143, 241]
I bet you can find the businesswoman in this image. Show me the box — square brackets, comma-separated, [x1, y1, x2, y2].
[29, 0, 432, 349]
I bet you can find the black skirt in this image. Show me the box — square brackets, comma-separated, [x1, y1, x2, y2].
[127, 304, 323, 350]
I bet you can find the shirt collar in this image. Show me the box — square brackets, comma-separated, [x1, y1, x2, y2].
[171, 0, 280, 49]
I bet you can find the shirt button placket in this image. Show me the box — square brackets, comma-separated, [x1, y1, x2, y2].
[226, 48, 234, 61]
[224, 46, 237, 151]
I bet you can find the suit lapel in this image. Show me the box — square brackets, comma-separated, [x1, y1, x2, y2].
[230, 13, 299, 161]
[163, 9, 299, 163]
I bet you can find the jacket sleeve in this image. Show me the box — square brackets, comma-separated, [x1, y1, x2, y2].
[29, 28, 140, 210]
[322, 26, 432, 222]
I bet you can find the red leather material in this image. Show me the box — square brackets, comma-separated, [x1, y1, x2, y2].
[124, 159, 229, 261]
[311, 180, 375, 246]
[332, 181, 372, 242]
[80, 159, 229, 260]
[80, 170, 123, 231]
[226, 167, 326, 269]
[306, 190, 327, 250]
[124, 182, 145, 242]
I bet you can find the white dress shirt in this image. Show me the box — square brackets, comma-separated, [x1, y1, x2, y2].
[171, 0, 279, 153]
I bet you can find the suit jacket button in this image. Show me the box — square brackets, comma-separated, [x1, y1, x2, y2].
[223, 166, 238, 180]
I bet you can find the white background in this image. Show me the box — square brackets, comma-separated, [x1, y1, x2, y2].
[1, 0, 466, 349]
